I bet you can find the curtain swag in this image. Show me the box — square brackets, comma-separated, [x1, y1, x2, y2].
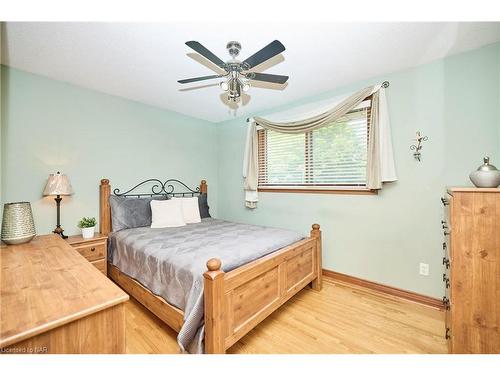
[242, 83, 397, 208]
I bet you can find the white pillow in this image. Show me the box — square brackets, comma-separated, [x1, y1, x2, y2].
[150, 199, 186, 228]
[172, 197, 201, 224]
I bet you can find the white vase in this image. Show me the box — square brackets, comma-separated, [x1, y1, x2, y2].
[469, 157, 500, 188]
[81, 226, 95, 239]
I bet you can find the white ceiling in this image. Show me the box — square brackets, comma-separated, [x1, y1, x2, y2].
[2, 22, 499, 123]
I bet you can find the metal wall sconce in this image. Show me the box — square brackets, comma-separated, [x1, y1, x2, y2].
[410, 131, 428, 161]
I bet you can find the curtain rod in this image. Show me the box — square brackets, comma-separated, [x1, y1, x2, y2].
[246, 81, 390, 122]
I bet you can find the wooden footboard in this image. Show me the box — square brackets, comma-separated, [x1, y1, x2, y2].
[204, 224, 322, 353]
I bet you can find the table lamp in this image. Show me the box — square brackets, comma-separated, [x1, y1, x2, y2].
[43, 172, 73, 239]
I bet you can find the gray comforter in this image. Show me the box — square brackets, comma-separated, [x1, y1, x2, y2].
[108, 218, 304, 353]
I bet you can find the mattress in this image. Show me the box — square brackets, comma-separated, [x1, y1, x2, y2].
[108, 218, 304, 353]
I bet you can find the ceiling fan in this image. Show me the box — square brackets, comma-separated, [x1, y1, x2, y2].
[178, 40, 289, 102]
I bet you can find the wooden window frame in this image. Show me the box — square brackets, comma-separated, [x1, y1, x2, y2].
[257, 99, 377, 195]
[257, 187, 378, 195]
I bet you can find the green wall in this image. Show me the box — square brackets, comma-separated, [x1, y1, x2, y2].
[0, 24, 4, 215]
[1, 43, 499, 299]
[216, 43, 500, 298]
[0, 66, 218, 235]
[0, 67, 3, 217]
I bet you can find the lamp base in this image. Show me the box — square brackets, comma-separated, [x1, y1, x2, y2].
[53, 225, 68, 239]
[52, 195, 68, 239]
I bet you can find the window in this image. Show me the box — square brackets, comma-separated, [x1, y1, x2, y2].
[257, 99, 373, 192]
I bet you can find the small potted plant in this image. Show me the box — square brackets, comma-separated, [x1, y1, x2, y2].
[78, 217, 97, 239]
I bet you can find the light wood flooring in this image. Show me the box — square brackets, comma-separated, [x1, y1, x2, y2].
[125, 278, 447, 354]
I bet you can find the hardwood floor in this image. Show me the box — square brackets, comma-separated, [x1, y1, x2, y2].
[125, 278, 447, 354]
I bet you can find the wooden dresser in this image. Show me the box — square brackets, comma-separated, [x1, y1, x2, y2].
[66, 233, 108, 275]
[441, 187, 499, 353]
[0, 235, 129, 354]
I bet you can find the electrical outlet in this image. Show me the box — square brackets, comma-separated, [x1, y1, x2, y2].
[419, 263, 429, 276]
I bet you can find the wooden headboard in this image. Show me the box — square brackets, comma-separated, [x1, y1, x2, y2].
[99, 178, 207, 235]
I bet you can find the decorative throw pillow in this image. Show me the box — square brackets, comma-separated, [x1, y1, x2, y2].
[109, 195, 167, 232]
[150, 199, 186, 228]
[198, 193, 211, 218]
[172, 196, 201, 224]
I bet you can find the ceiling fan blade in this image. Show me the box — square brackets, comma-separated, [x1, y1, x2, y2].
[242, 40, 286, 70]
[185, 41, 226, 69]
[246, 72, 289, 84]
[177, 75, 223, 84]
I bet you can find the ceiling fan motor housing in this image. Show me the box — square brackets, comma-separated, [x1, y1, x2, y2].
[226, 41, 241, 58]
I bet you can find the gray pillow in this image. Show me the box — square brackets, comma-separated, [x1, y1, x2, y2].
[109, 195, 167, 232]
[198, 193, 211, 218]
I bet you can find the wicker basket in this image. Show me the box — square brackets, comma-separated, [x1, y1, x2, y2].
[1, 202, 36, 245]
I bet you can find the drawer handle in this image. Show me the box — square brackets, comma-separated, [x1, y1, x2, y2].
[90, 247, 96, 252]
[441, 197, 449, 206]
[442, 296, 450, 310]
[443, 230, 450, 236]
[442, 257, 450, 269]
[442, 242, 447, 251]
[442, 273, 450, 288]
[445, 327, 450, 340]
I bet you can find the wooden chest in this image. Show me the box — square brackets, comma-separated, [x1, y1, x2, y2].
[0, 235, 128, 353]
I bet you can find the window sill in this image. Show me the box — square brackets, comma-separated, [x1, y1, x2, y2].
[257, 187, 378, 195]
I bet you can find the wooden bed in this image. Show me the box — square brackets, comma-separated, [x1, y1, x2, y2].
[99, 178, 322, 354]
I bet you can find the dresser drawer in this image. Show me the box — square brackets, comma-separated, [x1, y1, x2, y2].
[90, 259, 107, 274]
[74, 241, 106, 262]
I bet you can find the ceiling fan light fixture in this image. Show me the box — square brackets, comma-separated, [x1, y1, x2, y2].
[229, 78, 239, 92]
[226, 78, 241, 102]
[220, 81, 229, 91]
[178, 40, 288, 104]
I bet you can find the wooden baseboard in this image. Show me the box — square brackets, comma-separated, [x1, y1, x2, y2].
[323, 269, 444, 310]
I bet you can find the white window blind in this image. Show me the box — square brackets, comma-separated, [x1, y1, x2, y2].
[258, 101, 371, 189]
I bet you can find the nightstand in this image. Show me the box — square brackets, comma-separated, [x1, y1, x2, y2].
[66, 233, 108, 275]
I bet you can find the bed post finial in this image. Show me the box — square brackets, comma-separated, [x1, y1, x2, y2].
[100, 178, 111, 236]
[206, 258, 221, 272]
[310, 223, 322, 291]
[203, 257, 225, 353]
[200, 179, 207, 194]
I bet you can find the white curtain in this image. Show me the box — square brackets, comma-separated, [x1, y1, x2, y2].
[243, 84, 397, 208]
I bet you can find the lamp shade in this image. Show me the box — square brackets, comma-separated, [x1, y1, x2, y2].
[1, 202, 36, 245]
[43, 172, 73, 196]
